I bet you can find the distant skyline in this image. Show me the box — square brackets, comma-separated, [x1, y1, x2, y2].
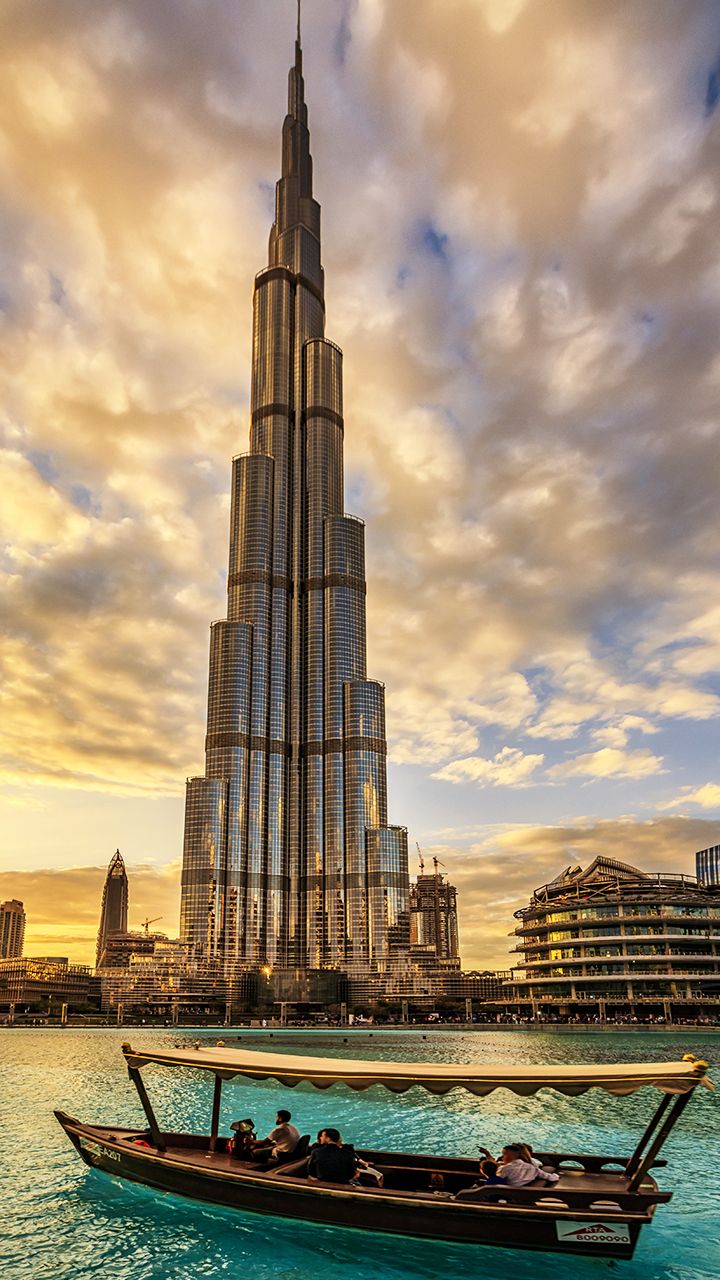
[1, 0, 719, 970]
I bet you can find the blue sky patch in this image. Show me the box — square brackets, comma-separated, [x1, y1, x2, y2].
[705, 53, 720, 115]
[420, 221, 450, 263]
[69, 483, 94, 513]
[28, 449, 59, 484]
[334, 3, 352, 67]
[49, 273, 66, 307]
[258, 179, 274, 216]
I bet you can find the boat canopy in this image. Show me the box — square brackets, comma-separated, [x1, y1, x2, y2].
[121, 1044, 711, 1098]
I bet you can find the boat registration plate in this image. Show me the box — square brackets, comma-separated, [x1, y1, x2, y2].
[81, 1139, 121, 1163]
[556, 1220, 631, 1246]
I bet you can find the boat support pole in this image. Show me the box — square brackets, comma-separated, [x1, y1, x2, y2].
[627, 1090, 693, 1193]
[127, 1066, 166, 1152]
[207, 1074, 222, 1157]
[624, 1091, 673, 1178]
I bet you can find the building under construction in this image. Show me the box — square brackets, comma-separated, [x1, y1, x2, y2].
[409, 851, 460, 969]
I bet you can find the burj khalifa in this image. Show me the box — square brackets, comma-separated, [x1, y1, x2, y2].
[179, 22, 410, 977]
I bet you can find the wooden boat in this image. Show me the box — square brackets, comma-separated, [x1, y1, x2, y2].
[55, 1043, 712, 1259]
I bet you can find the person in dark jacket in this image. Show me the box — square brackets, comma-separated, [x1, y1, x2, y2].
[477, 1157, 506, 1185]
[307, 1128, 357, 1183]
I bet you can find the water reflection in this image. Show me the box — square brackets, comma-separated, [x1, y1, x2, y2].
[1, 1027, 717, 1280]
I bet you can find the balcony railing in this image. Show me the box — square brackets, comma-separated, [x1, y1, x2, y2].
[510, 971, 719, 985]
[514, 910, 720, 933]
[513, 955, 720, 971]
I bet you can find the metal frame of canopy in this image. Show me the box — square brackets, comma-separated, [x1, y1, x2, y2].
[120, 1043, 711, 1179]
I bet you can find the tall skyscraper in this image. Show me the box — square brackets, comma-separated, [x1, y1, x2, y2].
[0, 899, 25, 958]
[180, 27, 410, 975]
[96, 849, 129, 967]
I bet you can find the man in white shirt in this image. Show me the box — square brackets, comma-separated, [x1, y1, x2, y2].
[497, 1144, 559, 1186]
[251, 1109, 300, 1163]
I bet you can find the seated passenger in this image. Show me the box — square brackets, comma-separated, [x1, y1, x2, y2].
[229, 1118, 256, 1160]
[352, 1156, 384, 1188]
[307, 1128, 357, 1184]
[251, 1109, 300, 1163]
[515, 1142, 542, 1168]
[477, 1157, 506, 1186]
[497, 1144, 559, 1186]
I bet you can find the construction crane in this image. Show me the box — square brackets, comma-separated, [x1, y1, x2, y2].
[432, 857, 445, 956]
[415, 847, 446, 955]
[140, 916, 162, 936]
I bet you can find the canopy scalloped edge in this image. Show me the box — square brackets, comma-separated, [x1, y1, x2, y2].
[120, 1045, 712, 1098]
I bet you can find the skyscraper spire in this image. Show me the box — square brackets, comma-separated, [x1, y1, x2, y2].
[179, 18, 410, 978]
[97, 849, 128, 967]
[294, 0, 302, 75]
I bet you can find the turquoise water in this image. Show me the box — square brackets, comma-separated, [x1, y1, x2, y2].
[1, 1027, 718, 1279]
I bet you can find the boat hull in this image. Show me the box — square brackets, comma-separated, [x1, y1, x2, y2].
[55, 1112, 648, 1259]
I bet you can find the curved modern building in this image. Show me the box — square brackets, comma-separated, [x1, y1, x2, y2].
[509, 856, 720, 1017]
[179, 29, 410, 975]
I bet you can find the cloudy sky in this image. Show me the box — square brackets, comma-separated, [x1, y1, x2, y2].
[1, 0, 719, 971]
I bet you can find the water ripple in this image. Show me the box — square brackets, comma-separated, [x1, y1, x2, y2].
[1, 1027, 717, 1280]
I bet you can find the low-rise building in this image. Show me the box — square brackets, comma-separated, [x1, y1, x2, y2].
[348, 964, 508, 1010]
[99, 943, 256, 1018]
[0, 956, 100, 1013]
[507, 856, 720, 1020]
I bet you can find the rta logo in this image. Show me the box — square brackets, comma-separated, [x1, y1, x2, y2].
[556, 1220, 631, 1245]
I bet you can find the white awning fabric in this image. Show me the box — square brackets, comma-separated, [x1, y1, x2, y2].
[121, 1044, 712, 1097]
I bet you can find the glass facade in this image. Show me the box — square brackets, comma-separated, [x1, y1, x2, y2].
[96, 851, 128, 968]
[696, 845, 720, 888]
[179, 36, 410, 975]
[508, 857, 720, 1012]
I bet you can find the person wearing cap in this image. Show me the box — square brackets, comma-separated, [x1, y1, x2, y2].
[228, 1118, 256, 1160]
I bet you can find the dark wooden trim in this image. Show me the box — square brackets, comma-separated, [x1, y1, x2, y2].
[625, 1093, 673, 1178]
[127, 1066, 166, 1152]
[627, 1090, 693, 1192]
[208, 1076, 223, 1156]
[54, 1113, 663, 1257]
